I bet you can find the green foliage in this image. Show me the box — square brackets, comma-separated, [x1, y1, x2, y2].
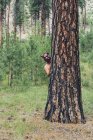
[0, 85, 93, 139]
[0, 47, 7, 81]
[0, 34, 51, 87]
[80, 29, 93, 52]
[78, 0, 85, 9]
[29, 0, 41, 15]
[29, 0, 51, 18]
[79, 29, 93, 89]
[14, 0, 25, 26]
[0, 0, 11, 14]
[85, 16, 93, 26]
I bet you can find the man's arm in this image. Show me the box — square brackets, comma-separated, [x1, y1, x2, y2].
[44, 64, 51, 76]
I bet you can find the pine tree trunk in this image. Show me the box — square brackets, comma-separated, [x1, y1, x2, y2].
[44, 0, 85, 124]
[22, 21, 25, 34]
[30, 15, 33, 35]
[41, 0, 46, 36]
[81, 8, 83, 28]
[19, 25, 22, 41]
[83, 3, 86, 30]
[0, 11, 3, 47]
[37, 11, 40, 35]
[48, 17, 51, 36]
[35, 13, 37, 35]
[81, 3, 86, 30]
[14, 22, 17, 40]
[6, 3, 10, 47]
[8, 62, 13, 87]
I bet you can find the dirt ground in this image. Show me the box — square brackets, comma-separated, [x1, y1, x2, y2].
[0, 111, 93, 140]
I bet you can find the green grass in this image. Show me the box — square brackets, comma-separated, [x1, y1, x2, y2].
[0, 85, 93, 139]
[0, 85, 48, 139]
[0, 85, 48, 113]
[0, 85, 93, 116]
[82, 87, 93, 116]
[0, 50, 93, 139]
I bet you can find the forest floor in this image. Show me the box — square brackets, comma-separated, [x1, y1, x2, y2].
[0, 85, 93, 140]
[0, 111, 93, 140]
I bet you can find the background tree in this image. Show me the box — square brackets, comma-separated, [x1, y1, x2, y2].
[78, 0, 86, 29]
[41, 0, 51, 35]
[6, 0, 11, 47]
[29, 0, 41, 35]
[78, 0, 85, 8]
[0, 0, 93, 90]
[14, 0, 25, 40]
[28, 0, 51, 35]
[44, 0, 85, 123]
[0, 0, 11, 47]
[0, 0, 3, 47]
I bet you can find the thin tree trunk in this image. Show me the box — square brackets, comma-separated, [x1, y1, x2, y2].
[30, 15, 33, 35]
[41, 0, 46, 36]
[22, 20, 25, 34]
[83, 3, 86, 30]
[6, 3, 10, 47]
[48, 17, 50, 36]
[0, 11, 3, 47]
[14, 22, 17, 40]
[81, 8, 83, 28]
[45, 0, 85, 124]
[8, 62, 13, 87]
[35, 13, 37, 35]
[37, 11, 40, 35]
[5, 6, 7, 27]
[81, 3, 86, 30]
[19, 25, 22, 41]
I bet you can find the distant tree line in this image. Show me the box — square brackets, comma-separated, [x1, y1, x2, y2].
[0, 0, 87, 88]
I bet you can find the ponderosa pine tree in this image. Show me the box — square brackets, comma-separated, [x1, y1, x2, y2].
[0, 0, 11, 47]
[41, 0, 46, 35]
[78, 0, 85, 8]
[44, 0, 86, 123]
[29, 0, 51, 35]
[6, 2, 10, 47]
[41, 0, 51, 35]
[14, 0, 25, 40]
[29, 0, 41, 35]
[0, 0, 3, 47]
[78, 0, 86, 29]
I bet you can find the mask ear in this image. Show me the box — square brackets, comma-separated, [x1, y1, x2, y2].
[46, 52, 49, 55]
[43, 53, 47, 58]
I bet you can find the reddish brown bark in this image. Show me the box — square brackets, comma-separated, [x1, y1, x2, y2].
[44, 0, 85, 123]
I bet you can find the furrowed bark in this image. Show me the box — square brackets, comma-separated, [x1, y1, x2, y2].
[44, 0, 85, 124]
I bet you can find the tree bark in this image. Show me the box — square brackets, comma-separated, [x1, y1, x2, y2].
[44, 0, 85, 124]
[19, 25, 22, 41]
[6, 3, 10, 47]
[41, 0, 46, 36]
[83, 3, 86, 30]
[48, 17, 51, 36]
[0, 11, 3, 47]
[37, 10, 40, 35]
[34, 12, 37, 35]
[14, 15, 17, 41]
[8, 62, 13, 87]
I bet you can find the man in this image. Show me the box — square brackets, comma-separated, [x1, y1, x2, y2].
[41, 53, 51, 76]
